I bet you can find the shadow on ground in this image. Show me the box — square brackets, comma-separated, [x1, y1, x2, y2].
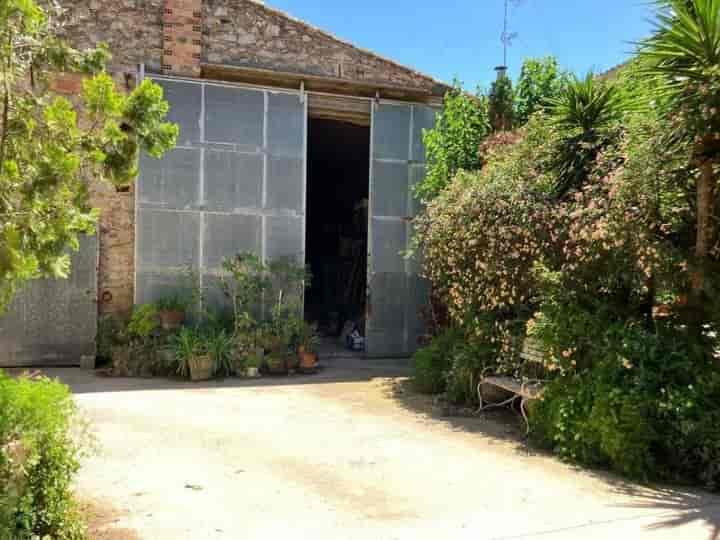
[10, 363, 720, 540]
[379, 376, 532, 453]
[611, 484, 720, 540]
[6, 355, 411, 395]
[382, 377, 720, 539]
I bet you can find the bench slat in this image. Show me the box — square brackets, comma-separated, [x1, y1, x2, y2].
[483, 376, 544, 399]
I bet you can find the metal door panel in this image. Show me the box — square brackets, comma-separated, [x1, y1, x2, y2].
[137, 79, 307, 309]
[0, 235, 98, 366]
[367, 102, 436, 356]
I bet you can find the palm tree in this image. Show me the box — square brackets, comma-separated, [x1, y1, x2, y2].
[638, 0, 720, 324]
[548, 72, 628, 133]
[546, 73, 630, 197]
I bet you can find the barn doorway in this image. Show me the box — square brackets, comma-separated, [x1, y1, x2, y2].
[305, 117, 370, 342]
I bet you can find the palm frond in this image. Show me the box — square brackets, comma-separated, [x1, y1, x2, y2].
[638, 0, 720, 97]
[548, 72, 632, 133]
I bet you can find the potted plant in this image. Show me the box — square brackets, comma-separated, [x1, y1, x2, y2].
[244, 353, 261, 378]
[156, 295, 188, 331]
[250, 329, 265, 375]
[170, 327, 213, 381]
[108, 303, 160, 377]
[231, 348, 248, 376]
[110, 331, 131, 377]
[207, 328, 234, 378]
[298, 322, 320, 372]
[264, 334, 289, 375]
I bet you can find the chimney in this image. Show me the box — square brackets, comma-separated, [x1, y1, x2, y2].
[162, 0, 202, 77]
[494, 65, 508, 80]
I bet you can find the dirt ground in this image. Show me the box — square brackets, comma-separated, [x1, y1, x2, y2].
[39, 363, 720, 539]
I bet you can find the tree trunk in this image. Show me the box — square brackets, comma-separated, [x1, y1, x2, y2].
[689, 154, 716, 330]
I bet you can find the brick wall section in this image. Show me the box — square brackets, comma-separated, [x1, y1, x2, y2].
[163, 0, 202, 76]
[203, 0, 437, 91]
[52, 72, 136, 318]
[88, 185, 136, 318]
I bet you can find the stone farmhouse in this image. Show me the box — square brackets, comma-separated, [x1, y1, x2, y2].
[0, 0, 450, 364]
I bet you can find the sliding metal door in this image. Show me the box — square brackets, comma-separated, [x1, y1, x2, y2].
[136, 78, 307, 312]
[367, 102, 437, 356]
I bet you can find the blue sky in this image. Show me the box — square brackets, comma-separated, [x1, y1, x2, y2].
[267, 0, 657, 91]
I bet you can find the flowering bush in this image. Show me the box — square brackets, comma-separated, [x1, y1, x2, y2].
[411, 58, 720, 488]
[414, 115, 559, 323]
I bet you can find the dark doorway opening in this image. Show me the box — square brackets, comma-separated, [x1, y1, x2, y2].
[305, 118, 370, 337]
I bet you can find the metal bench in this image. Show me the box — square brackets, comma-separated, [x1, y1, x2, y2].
[476, 339, 547, 434]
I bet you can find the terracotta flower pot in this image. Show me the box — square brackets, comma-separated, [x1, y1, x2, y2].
[286, 353, 300, 371]
[159, 309, 185, 331]
[189, 354, 213, 381]
[265, 355, 287, 375]
[299, 351, 318, 370]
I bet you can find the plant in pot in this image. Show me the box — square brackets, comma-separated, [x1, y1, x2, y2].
[207, 328, 234, 378]
[97, 314, 125, 367]
[156, 267, 203, 331]
[285, 312, 305, 372]
[109, 322, 132, 377]
[220, 252, 269, 336]
[230, 345, 248, 377]
[124, 303, 161, 377]
[298, 322, 320, 372]
[169, 327, 213, 381]
[262, 301, 300, 375]
[264, 333, 290, 375]
[156, 295, 189, 331]
[244, 352, 261, 378]
[266, 257, 311, 373]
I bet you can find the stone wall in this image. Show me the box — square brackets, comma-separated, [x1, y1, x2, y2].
[61, 0, 164, 74]
[60, 0, 439, 90]
[203, 0, 437, 91]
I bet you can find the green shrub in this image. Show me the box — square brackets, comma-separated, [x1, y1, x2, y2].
[531, 318, 720, 489]
[96, 314, 125, 359]
[412, 328, 462, 394]
[418, 84, 490, 201]
[533, 368, 657, 479]
[156, 295, 190, 312]
[444, 339, 497, 405]
[0, 371, 89, 539]
[127, 303, 159, 342]
[444, 342, 487, 405]
[413, 315, 525, 404]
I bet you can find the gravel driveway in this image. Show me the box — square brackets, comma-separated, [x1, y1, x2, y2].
[43, 364, 720, 540]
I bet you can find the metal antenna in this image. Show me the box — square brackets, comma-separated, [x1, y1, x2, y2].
[500, 0, 522, 68]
